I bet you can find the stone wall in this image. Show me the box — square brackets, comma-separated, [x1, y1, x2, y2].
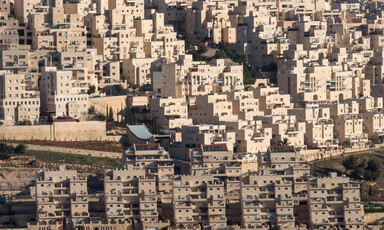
[89, 96, 127, 122]
[365, 212, 384, 224]
[0, 121, 107, 142]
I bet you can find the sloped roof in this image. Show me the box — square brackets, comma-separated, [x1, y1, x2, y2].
[127, 125, 153, 140]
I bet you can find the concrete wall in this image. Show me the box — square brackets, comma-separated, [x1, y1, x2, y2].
[89, 95, 127, 122]
[365, 212, 384, 224]
[0, 121, 107, 142]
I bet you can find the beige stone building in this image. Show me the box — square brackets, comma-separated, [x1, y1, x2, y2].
[222, 120, 272, 154]
[240, 174, 295, 229]
[321, 101, 369, 148]
[189, 94, 238, 124]
[40, 67, 88, 118]
[308, 172, 363, 230]
[123, 143, 174, 196]
[289, 107, 339, 149]
[252, 86, 291, 115]
[186, 0, 236, 43]
[256, 115, 306, 149]
[150, 97, 193, 131]
[152, 56, 244, 100]
[172, 175, 227, 228]
[104, 169, 160, 225]
[35, 165, 88, 228]
[0, 71, 40, 125]
[180, 124, 236, 151]
[225, 90, 264, 120]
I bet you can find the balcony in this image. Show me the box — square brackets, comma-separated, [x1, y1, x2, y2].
[252, 133, 265, 140]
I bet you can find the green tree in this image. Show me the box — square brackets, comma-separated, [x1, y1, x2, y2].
[87, 85, 96, 94]
[342, 140, 351, 147]
[214, 50, 224, 59]
[108, 107, 114, 122]
[369, 136, 379, 145]
[351, 167, 364, 179]
[351, 159, 366, 179]
[367, 158, 381, 172]
[152, 116, 159, 134]
[14, 144, 27, 154]
[198, 44, 207, 54]
[368, 186, 374, 196]
[95, 113, 106, 121]
[88, 106, 96, 115]
[364, 158, 381, 181]
[343, 155, 358, 171]
[0, 143, 14, 154]
[0, 143, 7, 154]
[279, 138, 290, 146]
[48, 114, 53, 123]
[19, 119, 32, 125]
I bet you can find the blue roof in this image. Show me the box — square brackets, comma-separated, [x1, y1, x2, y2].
[127, 125, 153, 140]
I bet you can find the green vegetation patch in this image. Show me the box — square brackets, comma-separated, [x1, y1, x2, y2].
[25, 150, 122, 169]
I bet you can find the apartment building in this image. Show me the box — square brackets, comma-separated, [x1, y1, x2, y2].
[240, 174, 295, 229]
[0, 46, 39, 76]
[225, 90, 264, 120]
[0, 71, 40, 124]
[256, 115, 306, 149]
[122, 57, 159, 86]
[123, 143, 174, 196]
[308, 172, 363, 230]
[104, 169, 160, 226]
[172, 175, 227, 228]
[321, 101, 369, 148]
[289, 107, 339, 149]
[222, 120, 272, 154]
[51, 49, 99, 91]
[40, 67, 88, 118]
[180, 124, 236, 151]
[252, 86, 291, 115]
[35, 165, 88, 228]
[149, 97, 193, 131]
[258, 146, 309, 177]
[189, 94, 238, 124]
[170, 142, 240, 173]
[185, 0, 235, 43]
[0, 15, 19, 50]
[152, 56, 244, 100]
[358, 97, 384, 141]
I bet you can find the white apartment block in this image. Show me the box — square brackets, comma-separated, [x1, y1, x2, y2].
[40, 67, 88, 118]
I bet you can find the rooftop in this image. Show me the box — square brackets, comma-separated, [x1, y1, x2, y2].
[269, 146, 295, 153]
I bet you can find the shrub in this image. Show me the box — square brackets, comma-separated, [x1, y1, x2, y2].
[343, 155, 358, 171]
[0, 143, 14, 154]
[87, 85, 96, 94]
[364, 158, 381, 181]
[88, 105, 96, 115]
[14, 144, 27, 154]
[19, 119, 32, 125]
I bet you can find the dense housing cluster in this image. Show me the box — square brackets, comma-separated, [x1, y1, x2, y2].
[27, 145, 362, 230]
[0, 0, 383, 152]
[1, 0, 383, 229]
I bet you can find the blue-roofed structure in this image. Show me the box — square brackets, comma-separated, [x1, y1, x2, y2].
[127, 124, 153, 143]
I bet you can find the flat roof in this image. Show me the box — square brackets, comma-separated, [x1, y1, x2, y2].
[202, 144, 228, 152]
[269, 146, 295, 153]
[134, 143, 159, 151]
